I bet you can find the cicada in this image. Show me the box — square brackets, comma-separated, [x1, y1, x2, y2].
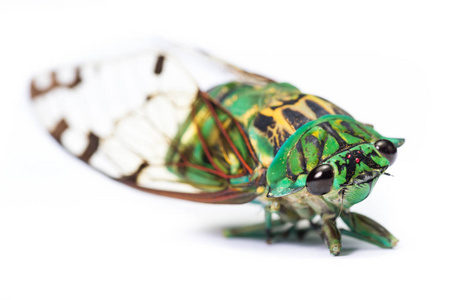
[30, 46, 404, 255]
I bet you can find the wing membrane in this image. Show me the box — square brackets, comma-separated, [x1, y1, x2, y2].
[31, 48, 269, 203]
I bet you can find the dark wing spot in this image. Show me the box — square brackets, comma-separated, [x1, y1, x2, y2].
[154, 55, 165, 75]
[79, 132, 100, 163]
[67, 68, 82, 88]
[31, 67, 82, 100]
[50, 119, 69, 143]
[118, 161, 149, 184]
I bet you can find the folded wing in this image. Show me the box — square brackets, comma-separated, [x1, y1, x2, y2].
[31, 48, 271, 203]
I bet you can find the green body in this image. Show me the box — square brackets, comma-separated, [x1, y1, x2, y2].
[168, 82, 404, 255]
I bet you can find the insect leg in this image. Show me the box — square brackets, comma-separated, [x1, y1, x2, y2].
[264, 205, 274, 243]
[223, 219, 284, 239]
[321, 220, 342, 256]
[223, 201, 291, 243]
[340, 211, 398, 248]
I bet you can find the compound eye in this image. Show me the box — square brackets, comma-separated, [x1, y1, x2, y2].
[375, 139, 397, 165]
[306, 164, 334, 195]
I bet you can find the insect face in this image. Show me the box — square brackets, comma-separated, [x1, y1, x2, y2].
[322, 143, 391, 207]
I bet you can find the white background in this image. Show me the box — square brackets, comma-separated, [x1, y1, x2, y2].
[0, 1, 448, 299]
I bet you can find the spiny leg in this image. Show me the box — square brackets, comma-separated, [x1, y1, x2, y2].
[340, 211, 398, 248]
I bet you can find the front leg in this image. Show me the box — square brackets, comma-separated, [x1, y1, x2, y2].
[321, 219, 342, 256]
[340, 211, 398, 248]
[306, 197, 342, 255]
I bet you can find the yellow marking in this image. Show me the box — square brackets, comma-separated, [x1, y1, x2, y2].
[221, 141, 240, 174]
[180, 122, 197, 145]
[272, 109, 296, 134]
[266, 87, 276, 94]
[219, 86, 229, 96]
[312, 130, 320, 138]
[259, 106, 295, 134]
[222, 118, 232, 128]
[258, 107, 274, 117]
[297, 98, 317, 119]
[239, 104, 260, 127]
[219, 138, 233, 164]
[223, 94, 239, 107]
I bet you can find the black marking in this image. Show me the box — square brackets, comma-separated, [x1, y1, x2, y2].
[305, 134, 325, 164]
[295, 140, 307, 171]
[336, 156, 356, 183]
[274, 129, 291, 154]
[269, 94, 305, 109]
[341, 121, 357, 136]
[282, 108, 311, 130]
[79, 132, 100, 163]
[335, 150, 386, 185]
[319, 122, 348, 149]
[253, 114, 274, 132]
[305, 135, 320, 148]
[257, 169, 267, 186]
[286, 159, 299, 181]
[363, 151, 384, 169]
[305, 100, 330, 117]
[154, 55, 165, 75]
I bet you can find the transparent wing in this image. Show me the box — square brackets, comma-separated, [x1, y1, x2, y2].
[31, 48, 269, 204]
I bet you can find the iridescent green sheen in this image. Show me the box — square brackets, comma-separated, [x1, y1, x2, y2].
[266, 115, 400, 199]
[171, 81, 404, 255]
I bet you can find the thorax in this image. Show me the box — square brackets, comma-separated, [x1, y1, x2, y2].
[208, 82, 351, 168]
